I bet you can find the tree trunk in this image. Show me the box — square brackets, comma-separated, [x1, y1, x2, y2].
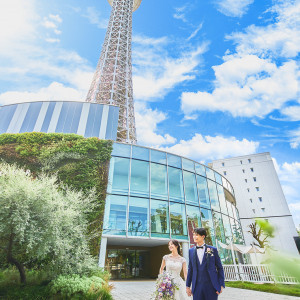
[7, 234, 26, 285]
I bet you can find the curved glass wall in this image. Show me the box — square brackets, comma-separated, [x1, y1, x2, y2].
[103, 143, 245, 264]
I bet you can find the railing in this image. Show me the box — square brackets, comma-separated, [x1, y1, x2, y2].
[223, 264, 298, 284]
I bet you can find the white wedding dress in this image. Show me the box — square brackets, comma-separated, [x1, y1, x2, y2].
[163, 255, 192, 300]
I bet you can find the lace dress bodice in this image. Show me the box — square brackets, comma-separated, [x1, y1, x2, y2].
[163, 255, 191, 300]
[163, 255, 186, 279]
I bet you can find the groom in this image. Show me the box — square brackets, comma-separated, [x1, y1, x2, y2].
[186, 227, 225, 299]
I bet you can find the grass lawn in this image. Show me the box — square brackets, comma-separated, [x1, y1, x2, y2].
[226, 281, 300, 297]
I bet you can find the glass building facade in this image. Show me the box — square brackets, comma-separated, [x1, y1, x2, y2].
[103, 143, 246, 265]
[0, 101, 119, 140]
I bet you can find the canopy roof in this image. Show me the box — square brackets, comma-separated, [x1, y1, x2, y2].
[218, 241, 265, 254]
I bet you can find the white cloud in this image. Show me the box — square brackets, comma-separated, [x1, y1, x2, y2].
[133, 35, 208, 101]
[274, 159, 300, 226]
[227, 1, 300, 58]
[215, 0, 254, 18]
[181, 56, 299, 117]
[180, 1, 300, 120]
[45, 38, 60, 43]
[281, 106, 300, 121]
[173, 5, 188, 22]
[187, 23, 203, 41]
[160, 133, 259, 162]
[84, 7, 108, 29]
[135, 103, 176, 147]
[288, 127, 300, 149]
[42, 14, 62, 37]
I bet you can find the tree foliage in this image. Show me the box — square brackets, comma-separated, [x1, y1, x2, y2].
[0, 133, 113, 256]
[0, 163, 99, 284]
[247, 220, 273, 248]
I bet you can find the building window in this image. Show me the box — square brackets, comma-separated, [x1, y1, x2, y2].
[222, 162, 225, 167]
[261, 208, 265, 212]
[250, 168, 254, 172]
[253, 177, 256, 182]
[223, 171, 227, 175]
[242, 169, 245, 173]
[248, 159, 251, 163]
[240, 160, 243, 164]
[250, 198, 252, 203]
[259, 197, 262, 202]
[256, 187, 259, 191]
[247, 188, 250, 192]
[252, 209, 255, 213]
[245, 179, 247, 183]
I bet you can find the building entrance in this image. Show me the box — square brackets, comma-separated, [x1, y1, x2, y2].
[107, 249, 150, 279]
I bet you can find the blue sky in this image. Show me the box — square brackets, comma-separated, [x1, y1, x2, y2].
[0, 0, 299, 227]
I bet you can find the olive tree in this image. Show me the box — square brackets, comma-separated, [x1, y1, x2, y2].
[0, 163, 98, 284]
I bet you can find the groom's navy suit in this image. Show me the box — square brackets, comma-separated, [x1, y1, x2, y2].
[186, 245, 225, 300]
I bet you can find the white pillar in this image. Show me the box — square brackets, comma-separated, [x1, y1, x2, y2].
[182, 241, 189, 263]
[98, 237, 108, 268]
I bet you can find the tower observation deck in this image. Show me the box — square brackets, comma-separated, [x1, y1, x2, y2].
[86, 0, 142, 144]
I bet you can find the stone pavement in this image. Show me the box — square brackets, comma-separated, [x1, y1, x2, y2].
[110, 280, 299, 300]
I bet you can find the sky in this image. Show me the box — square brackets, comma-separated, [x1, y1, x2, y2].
[0, 0, 299, 227]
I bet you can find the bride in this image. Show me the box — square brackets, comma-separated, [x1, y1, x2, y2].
[159, 240, 192, 300]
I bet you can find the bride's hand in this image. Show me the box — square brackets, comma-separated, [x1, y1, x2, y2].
[186, 287, 192, 296]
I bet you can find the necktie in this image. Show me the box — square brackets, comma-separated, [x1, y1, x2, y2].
[196, 246, 204, 249]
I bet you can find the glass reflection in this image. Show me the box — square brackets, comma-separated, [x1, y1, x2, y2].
[151, 163, 168, 200]
[206, 167, 215, 181]
[108, 157, 130, 195]
[200, 208, 216, 246]
[128, 197, 149, 237]
[195, 164, 206, 177]
[112, 143, 131, 158]
[170, 202, 187, 239]
[103, 195, 127, 235]
[168, 167, 184, 203]
[151, 150, 166, 164]
[216, 184, 228, 215]
[167, 154, 182, 169]
[182, 159, 195, 172]
[230, 218, 244, 244]
[207, 180, 221, 212]
[222, 215, 233, 243]
[215, 173, 223, 186]
[197, 175, 210, 209]
[151, 200, 169, 238]
[132, 146, 149, 161]
[183, 171, 198, 205]
[186, 205, 201, 244]
[130, 160, 149, 197]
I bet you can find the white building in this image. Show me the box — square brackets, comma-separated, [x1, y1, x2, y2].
[210, 153, 298, 259]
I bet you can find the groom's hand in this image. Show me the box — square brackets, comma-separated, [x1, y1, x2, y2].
[216, 286, 224, 295]
[186, 287, 192, 296]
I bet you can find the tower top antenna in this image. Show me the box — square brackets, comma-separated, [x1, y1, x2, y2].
[107, 0, 142, 11]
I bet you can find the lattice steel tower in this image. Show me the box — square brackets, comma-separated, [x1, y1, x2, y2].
[86, 0, 142, 144]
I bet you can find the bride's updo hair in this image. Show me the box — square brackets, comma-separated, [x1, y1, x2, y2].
[169, 239, 181, 256]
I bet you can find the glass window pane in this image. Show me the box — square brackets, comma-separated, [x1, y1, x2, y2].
[232, 204, 238, 220]
[197, 175, 211, 209]
[130, 160, 149, 197]
[215, 173, 223, 186]
[216, 185, 228, 215]
[168, 167, 184, 203]
[103, 195, 127, 235]
[183, 171, 198, 205]
[195, 164, 206, 177]
[128, 197, 149, 237]
[41, 101, 56, 132]
[167, 153, 182, 169]
[207, 180, 220, 212]
[200, 208, 216, 246]
[0, 105, 17, 133]
[20, 102, 42, 133]
[132, 146, 149, 160]
[151, 163, 168, 200]
[230, 219, 244, 244]
[222, 215, 233, 242]
[226, 201, 234, 218]
[182, 158, 195, 172]
[112, 143, 131, 158]
[108, 157, 130, 195]
[186, 205, 201, 244]
[151, 150, 166, 164]
[170, 202, 187, 239]
[206, 167, 215, 181]
[151, 200, 169, 238]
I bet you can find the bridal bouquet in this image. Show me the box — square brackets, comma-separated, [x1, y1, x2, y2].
[153, 271, 178, 300]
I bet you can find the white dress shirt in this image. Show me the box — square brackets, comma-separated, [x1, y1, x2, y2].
[196, 244, 206, 264]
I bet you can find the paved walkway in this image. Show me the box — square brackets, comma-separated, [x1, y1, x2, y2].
[110, 280, 299, 300]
